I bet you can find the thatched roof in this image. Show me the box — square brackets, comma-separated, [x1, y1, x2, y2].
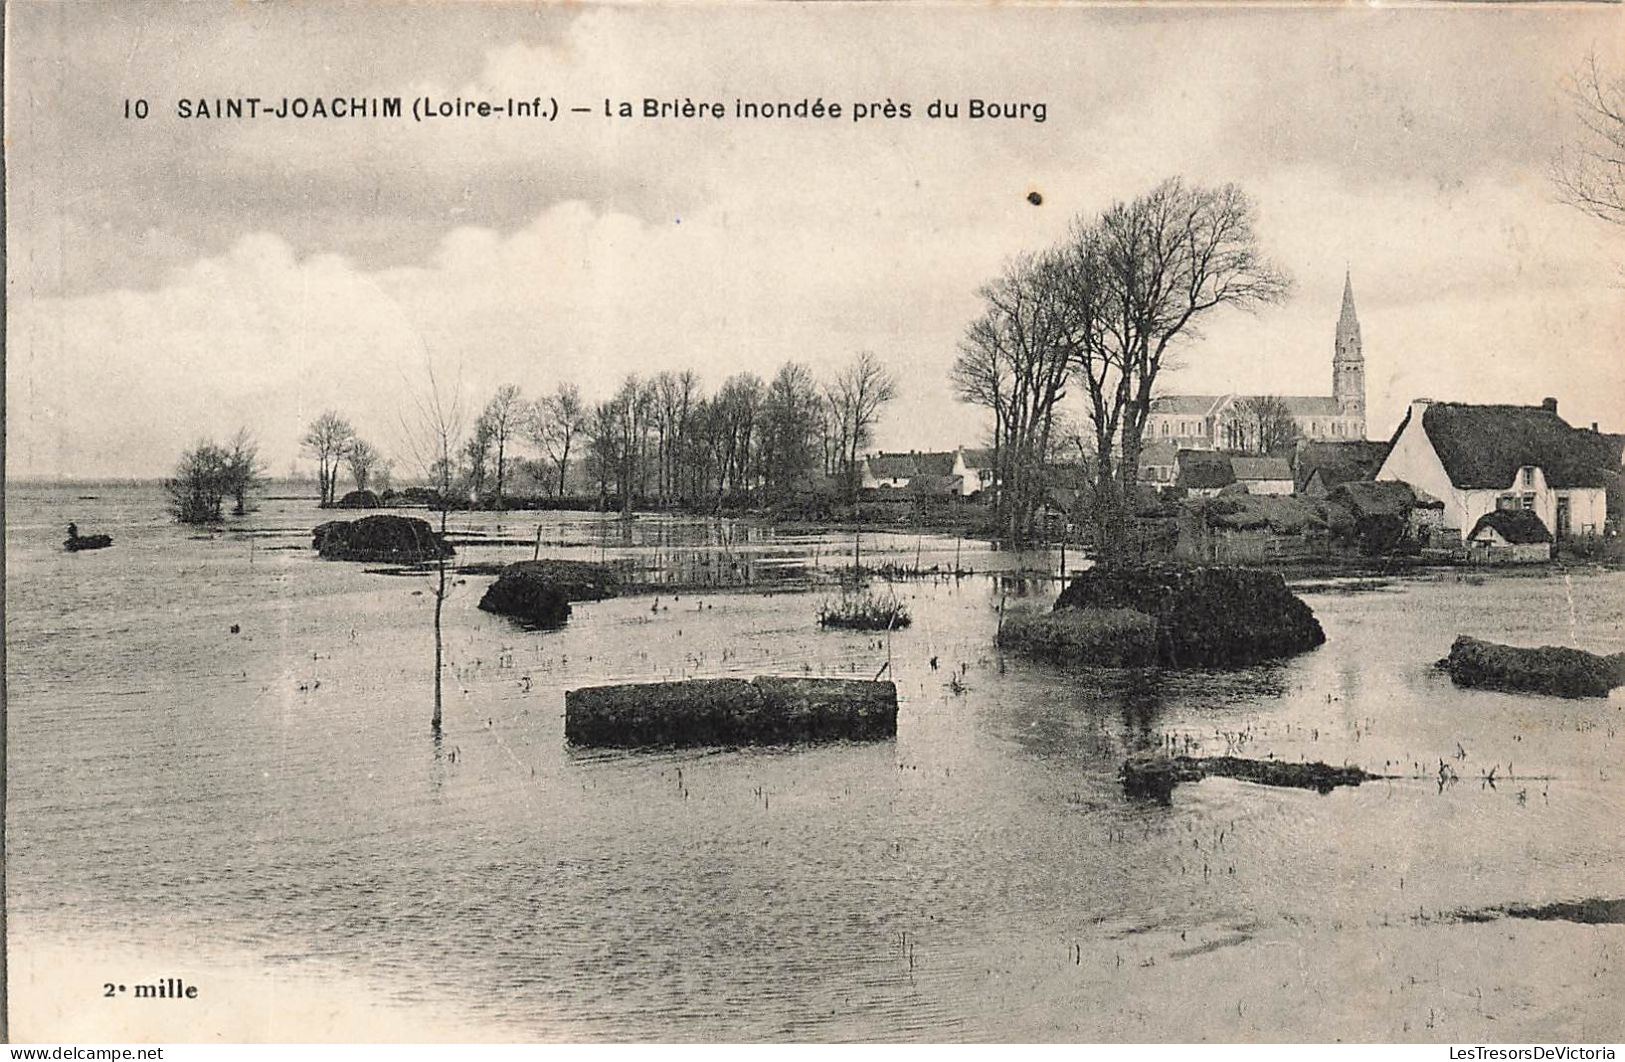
[1469, 509, 1553, 545]
[1294, 440, 1391, 493]
[1176, 450, 1235, 490]
[1326, 479, 1419, 519]
[913, 451, 957, 476]
[865, 454, 917, 479]
[1395, 402, 1617, 490]
[903, 473, 962, 497]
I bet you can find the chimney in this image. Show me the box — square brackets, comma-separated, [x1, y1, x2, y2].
[1594, 422, 1601, 433]
[1541, 397, 1558, 414]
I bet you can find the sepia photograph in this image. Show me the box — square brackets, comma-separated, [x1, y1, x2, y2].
[4, 0, 1624, 1046]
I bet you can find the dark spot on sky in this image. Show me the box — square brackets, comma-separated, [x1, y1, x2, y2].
[1027, 191, 1043, 206]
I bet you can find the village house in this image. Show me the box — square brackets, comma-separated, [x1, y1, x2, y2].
[859, 453, 918, 490]
[1176, 450, 1237, 498]
[950, 448, 996, 497]
[860, 450, 980, 497]
[1375, 398, 1616, 544]
[1146, 274, 1368, 450]
[1294, 439, 1392, 497]
[1138, 440, 1180, 491]
[1231, 456, 1294, 496]
[1466, 509, 1554, 563]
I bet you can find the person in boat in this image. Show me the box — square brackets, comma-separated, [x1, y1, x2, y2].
[67, 522, 79, 542]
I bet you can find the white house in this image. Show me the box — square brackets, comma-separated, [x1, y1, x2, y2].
[951, 448, 996, 497]
[1375, 398, 1613, 543]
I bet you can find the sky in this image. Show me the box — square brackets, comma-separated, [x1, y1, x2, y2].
[5, 1, 1623, 480]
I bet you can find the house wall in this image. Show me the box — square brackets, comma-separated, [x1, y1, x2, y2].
[950, 452, 994, 497]
[1376, 407, 1473, 535]
[861, 466, 909, 490]
[1242, 477, 1295, 496]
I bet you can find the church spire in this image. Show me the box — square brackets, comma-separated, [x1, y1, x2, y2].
[1337, 270, 1359, 341]
[1333, 271, 1365, 432]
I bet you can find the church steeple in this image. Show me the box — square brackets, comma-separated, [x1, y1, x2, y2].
[1333, 271, 1366, 433]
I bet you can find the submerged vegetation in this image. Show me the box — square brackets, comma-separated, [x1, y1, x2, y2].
[816, 590, 912, 631]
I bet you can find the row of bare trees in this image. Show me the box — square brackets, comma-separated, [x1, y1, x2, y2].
[402, 352, 897, 511]
[954, 177, 1291, 551]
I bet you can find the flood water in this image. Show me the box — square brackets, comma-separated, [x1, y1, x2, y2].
[7, 481, 1625, 1041]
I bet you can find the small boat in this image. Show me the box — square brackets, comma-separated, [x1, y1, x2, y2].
[65, 534, 113, 552]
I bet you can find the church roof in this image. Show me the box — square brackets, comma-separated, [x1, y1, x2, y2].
[1275, 395, 1343, 417]
[1151, 395, 1225, 416]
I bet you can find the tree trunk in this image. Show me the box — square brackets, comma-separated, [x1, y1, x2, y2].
[432, 506, 446, 734]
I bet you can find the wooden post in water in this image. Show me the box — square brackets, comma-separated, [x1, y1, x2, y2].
[533, 523, 542, 561]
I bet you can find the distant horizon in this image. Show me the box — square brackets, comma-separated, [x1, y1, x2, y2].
[7, 4, 1622, 479]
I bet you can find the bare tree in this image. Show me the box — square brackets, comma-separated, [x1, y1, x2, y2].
[759, 362, 822, 501]
[463, 415, 494, 499]
[952, 252, 1074, 546]
[531, 383, 586, 497]
[481, 384, 525, 505]
[829, 351, 899, 502]
[1553, 52, 1625, 227]
[347, 439, 382, 493]
[585, 399, 621, 510]
[1231, 395, 1301, 455]
[397, 366, 464, 736]
[712, 373, 763, 503]
[224, 427, 266, 515]
[302, 411, 356, 506]
[1068, 178, 1289, 551]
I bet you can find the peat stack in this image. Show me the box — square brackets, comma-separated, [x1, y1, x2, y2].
[1438, 636, 1625, 699]
[332, 489, 382, 509]
[564, 676, 898, 747]
[1054, 563, 1324, 667]
[478, 560, 620, 626]
[313, 515, 453, 563]
[996, 608, 1159, 666]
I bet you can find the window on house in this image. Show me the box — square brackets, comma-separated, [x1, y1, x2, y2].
[1522, 468, 1534, 487]
[1497, 495, 1518, 511]
[1521, 493, 1535, 510]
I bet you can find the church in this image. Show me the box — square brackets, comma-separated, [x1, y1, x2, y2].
[1144, 274, 1368, 450]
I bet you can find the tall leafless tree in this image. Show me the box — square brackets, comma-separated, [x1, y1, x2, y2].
[1068, 178, 1289, 551]
[828, 351, 899, 502]
[1553, 52, 1625, 227]
[530, 382, 587, 498]
[952, 252, 1074, 546]
[1231, 395, 1301, 455]
[481, 384, 525, 505]
[302, 411, 356, 506]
